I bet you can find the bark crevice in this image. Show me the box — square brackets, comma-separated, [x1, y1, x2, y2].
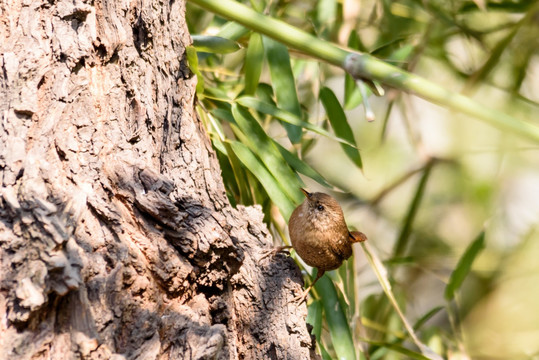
[0, 0, 317, 358]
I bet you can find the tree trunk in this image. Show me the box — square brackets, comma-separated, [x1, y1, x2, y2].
[0, 1, 317, 359]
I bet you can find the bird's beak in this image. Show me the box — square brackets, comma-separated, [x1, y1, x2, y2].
[300, 188, 311, 198]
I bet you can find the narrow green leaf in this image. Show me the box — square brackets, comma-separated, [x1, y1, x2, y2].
[204, 85, 232, 100]
[316, 0, 337, 27]
[248, 0, 265, 12]
[315, 0, 337, 37]
[383, 256, 416, 266]
[337, 258, 355, 314]
[264, 36, 302, 143]
[361, 241, 442, 360]
[227, 141, 295, 218]
[255, 83, 275, 105]
[371, 37, 411, 57]
[319, 87, 363, 169]
[306, 299, 323, 340]
[208, 132, 227, 154]
[223, 141, 253, 205]
[366, 341, 431, 360]
[216, 21, 248, 40]
[344, 73, 363, 110]
[375, 305, 445, 355]
[445, 231, 486, 301]
[413, 306, 444, 330]
[465, 18, 521, 91]
[388, 43, 415, 63]
[320, 344, 333, 360]
[236, 96, 357, 148]
[273, 141, 331, 188]
[315, 275, 357, 360]
[244, 33, 264, 95]
[191, 35, 241, 53]
[381, 100, 395, 141]
[231, 104, 304, 205]
[393, 161, 434, 258]
[211, 107, 235, 124]
[185, 46, 204, 94]
[214, 145, 238, 207]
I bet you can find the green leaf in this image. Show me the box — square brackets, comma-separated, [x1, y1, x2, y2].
[315, 0, 337, 37]
[319, 87, 363, 169]
[208, 132, 227, 154]
[320, 344, 333, 360]
[337, 258, 355, 314]
[248, 0, 265, 12]
[445, 231, 486, 301]
[360, 241, 437, 358]
[223, 141, 253, 205]
[465, 18, 520, 91]
[230, 104, 304, 206]
[227, 141, 296, 218]
[388, 43, 415, 63]
[216, 21, 248, 40]
[255, 83, 275, 105]
[244, 33, 264, 95]
[273, 141, 331, 188]
[263, 36, 302, 143]
[367, 341, 431, 360]
[214, 144, 238, 206]
[185, 46, 204, 95]
[344, 73, 363, 110]
[393, 161, 434, 258]
[191, 35, 241, 53]
[306, 299, 323, 340]
[236, 96, 357, 148]
[211, 107, 235, 123]
[315, 275, 357, 360]
[413, 306, 444, 331]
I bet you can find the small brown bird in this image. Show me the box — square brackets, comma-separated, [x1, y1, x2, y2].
[273, 188, 367, 302]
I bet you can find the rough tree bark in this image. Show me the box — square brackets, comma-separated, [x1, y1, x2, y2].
[0, 1, 317, 359]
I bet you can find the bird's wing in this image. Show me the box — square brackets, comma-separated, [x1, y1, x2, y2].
[328, 232, 353, 261]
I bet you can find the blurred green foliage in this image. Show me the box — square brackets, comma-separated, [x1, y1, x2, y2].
[186, 0, 539, 359]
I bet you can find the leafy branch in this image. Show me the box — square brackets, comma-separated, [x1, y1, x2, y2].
[188, 0, 539, 143]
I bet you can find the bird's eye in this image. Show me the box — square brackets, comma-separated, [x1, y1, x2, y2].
[317, 204, 324, 211]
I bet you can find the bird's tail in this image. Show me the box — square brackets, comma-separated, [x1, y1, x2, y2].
[349, 231, 368, 243]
